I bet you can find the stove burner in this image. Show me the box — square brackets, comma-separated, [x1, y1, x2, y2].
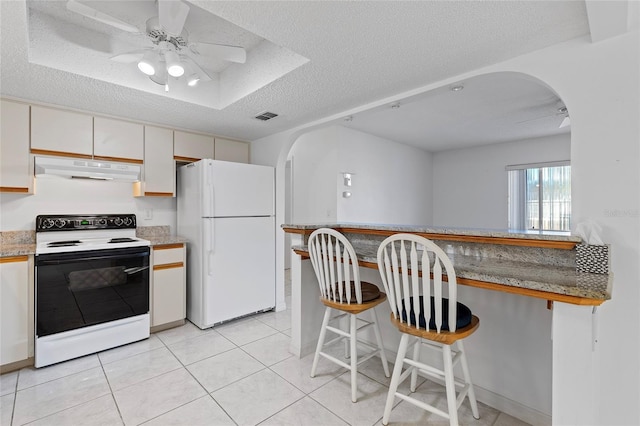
[47, 240, 81, 247]
[109, 237, 137, 243]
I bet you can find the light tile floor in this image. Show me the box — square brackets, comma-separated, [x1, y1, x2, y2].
[0, 274, 531, 426]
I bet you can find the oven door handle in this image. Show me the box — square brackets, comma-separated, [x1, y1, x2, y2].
[36, 248, 149, 265]
[123, 266, 150, 274]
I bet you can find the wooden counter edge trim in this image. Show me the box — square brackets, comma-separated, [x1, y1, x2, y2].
[31, 148, 92, 159]
[154, 243, 184, 250]
[153, 262, 184, 271]
[0, 255, 29, 263]
[284, 226, 577, 250]
[293, 249, 604, 306]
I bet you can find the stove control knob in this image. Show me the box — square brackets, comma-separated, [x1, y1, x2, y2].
[114, 217, 123, 226]
[97, 219, 107, 226]
[123, 217, 132, 226]
[42, 219, 55, 229]
[55, 219, 66, 228]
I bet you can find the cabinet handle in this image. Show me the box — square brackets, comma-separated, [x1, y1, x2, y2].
[0, 255, 28, 263]
[153, 262, 184, 271]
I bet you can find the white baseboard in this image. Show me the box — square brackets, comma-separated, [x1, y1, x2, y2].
[473, 386, 551, 426]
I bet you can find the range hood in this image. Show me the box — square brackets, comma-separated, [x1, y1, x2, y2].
[35, 157, 141, 182]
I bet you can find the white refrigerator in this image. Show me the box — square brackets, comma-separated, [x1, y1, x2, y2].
[177, 159, 276, 329]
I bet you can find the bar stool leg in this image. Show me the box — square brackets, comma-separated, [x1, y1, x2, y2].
[311, 307, 332, 378]
[382, 333, 410, 425]
[410, 337, 421, 392]
[458, 340, 480, 419]
[350, 313, 358, 402]
[371, 307, 390, 377]
[443, 344, 459, 426]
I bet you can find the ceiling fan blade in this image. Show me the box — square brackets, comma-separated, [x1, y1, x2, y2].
[66, 0, 139, 33]
[183, 56, 212, 82]
[158, 0, 190, 36]
[516, 113, 556, 124]
[110, 49, 149, 63]
[190, 42, 246, 64]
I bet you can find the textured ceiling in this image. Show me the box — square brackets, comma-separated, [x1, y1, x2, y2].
[1, 1, 590, 147]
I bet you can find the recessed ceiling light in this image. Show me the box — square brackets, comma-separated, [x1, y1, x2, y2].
[450, 85, 464, 92]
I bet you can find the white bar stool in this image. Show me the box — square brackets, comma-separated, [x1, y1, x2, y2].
[377, 233, 480, 426]
[308, 228, 390, 403]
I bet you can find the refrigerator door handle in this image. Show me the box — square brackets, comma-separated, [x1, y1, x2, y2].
[203, 161, 215, 218]
[204, 218, 215, 276]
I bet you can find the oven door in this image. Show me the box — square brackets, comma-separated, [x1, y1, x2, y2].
[35, 246, 150, 338]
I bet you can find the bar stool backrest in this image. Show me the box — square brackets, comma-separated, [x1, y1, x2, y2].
[308, 228, 363, 305]
[377, 234, 458, 333]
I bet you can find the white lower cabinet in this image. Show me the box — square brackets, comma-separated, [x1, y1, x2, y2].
[0, 256, 32, 369]
[150, 244, 186, 330]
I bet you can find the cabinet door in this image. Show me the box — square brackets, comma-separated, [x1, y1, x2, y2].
[31, 105, 93, 158]
[139, 126, 175, 197]
[152, 267, 185, 326]
[0, 256, 30, 365]
[151, 245, 185, 327]
[174, 131, 214, 162]
[1, 100, 32, 193]
[94, 117, 144, 163]
[214, 137, 249, 163]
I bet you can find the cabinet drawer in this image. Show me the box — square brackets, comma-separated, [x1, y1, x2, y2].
[153, 245, 184, 266]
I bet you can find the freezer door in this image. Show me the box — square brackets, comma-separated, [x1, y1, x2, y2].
[202, 216, 275, 326]
[208, 160, 274, 217]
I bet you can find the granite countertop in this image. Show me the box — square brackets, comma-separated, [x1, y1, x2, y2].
[293, 243, 611, 301]
[0, 226, 188, 257]
[136, 226, 188, 247]
[283, 222, 582, 242]
[1, 231, 36, 257]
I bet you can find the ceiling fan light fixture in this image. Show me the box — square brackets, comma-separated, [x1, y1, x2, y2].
[164, 50, 184, 77]
[187, 74, 200, 86]
[137, 52, 157, 76]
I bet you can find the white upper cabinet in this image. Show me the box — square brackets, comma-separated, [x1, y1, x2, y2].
[214, 137, 250, 163]
[94, 117, 144, 163]
[136, 125, 175, 197]
[174, 130, 214, 162]
[31, 105, 93, 158]
[1, 100, 32, 193]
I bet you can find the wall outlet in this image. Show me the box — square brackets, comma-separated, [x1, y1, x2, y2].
[144, 209, 153, 220]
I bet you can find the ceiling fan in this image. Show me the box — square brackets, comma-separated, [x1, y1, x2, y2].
[66, 0, 247, 89]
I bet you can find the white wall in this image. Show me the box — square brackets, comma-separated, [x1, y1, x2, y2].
[289, 125, 433, 224]
[432, 133, 571, 228]
[251, 30, 640, 425]
[335, 126, 432, 224]
[0, 178, 176, 232]
[288, 126, 339, 223]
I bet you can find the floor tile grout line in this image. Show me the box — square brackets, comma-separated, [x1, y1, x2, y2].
[10, 366, 113, 426]
[97, 354, 127, 426]
[13, 356, 101, 392]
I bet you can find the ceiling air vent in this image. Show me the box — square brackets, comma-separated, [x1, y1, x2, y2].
[254, 111, 279, 121]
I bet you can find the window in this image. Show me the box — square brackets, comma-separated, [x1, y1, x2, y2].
[507, 162, 571, 231]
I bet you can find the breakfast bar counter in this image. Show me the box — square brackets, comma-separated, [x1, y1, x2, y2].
[282, 223, 613, 424]
[283, 223, 612, 306]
